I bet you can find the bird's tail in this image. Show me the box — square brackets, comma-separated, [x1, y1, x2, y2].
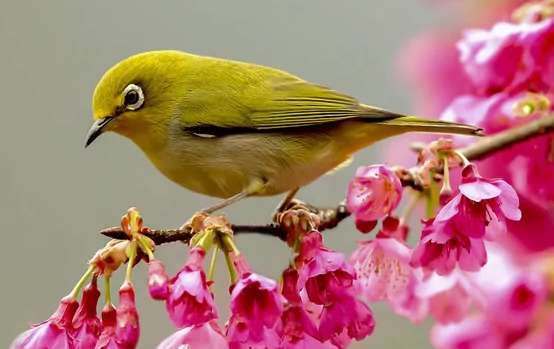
[377, 115, 483, 137]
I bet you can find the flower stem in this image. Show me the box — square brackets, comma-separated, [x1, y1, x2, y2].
[222, 235, 240, 255]
[224, 250, 238, 284]
[69, 265, 95, 299]
[137, 236, 154, 261]
[400, 191, 420, 226]
[125, 241, 137, 283]
[207, 245, 219, 282]
[426, 170, 440, 219]
[104, 276, 112, 305]
[454, 150, 471, 167]
[440, 156, 452, 196]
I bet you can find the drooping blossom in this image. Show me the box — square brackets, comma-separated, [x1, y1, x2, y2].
[458, 16, 554, 94]
[227, 272, 283, 348]
[295, 231, 375, 345]
[411, 219, 487, 275]
[276, 304, 335, 348]
[416, 271, 474, 324]
[163, 247, 218, 328]
[116, 282, 140, 348]
[485, 274, 548, 332]
[346, 165, 403, 232]
[431, 316, 506, 349]
[95, 304, 118, 349]
[436, 164, 521, 239]
[73, 280, 101, 348]
[147, 259, 169, 300]
[350, 237, 420, 319]
[10, 296, 78, 349]
[156, 321, 229, 349]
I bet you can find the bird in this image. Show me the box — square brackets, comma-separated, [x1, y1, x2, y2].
[86, 50, 481, 214]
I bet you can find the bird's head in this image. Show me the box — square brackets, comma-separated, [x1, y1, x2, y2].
[86, 50, 190, 148]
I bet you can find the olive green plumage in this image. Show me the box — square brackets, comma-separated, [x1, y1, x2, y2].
[87, 50, 480, 203]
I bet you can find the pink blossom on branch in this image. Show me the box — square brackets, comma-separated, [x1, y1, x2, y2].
[226, 272, 283, 348]
[295, 231, 375, 346]
[350, 237, 425, 322]
[147, 259, 169, 300]
[72, 280, 101, 348]
[346, 165, 403, 232]
[411, 218, 487, 275]
[162, 247, 218, 328]
[10, 296, 79, 349]
[95, 304, 118, 349]
[436, 164, 521, 239]
[116, 282, 140, 348]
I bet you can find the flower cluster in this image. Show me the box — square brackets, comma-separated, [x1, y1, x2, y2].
[386, 0, 554, 347]
[437, 0, 554, 253]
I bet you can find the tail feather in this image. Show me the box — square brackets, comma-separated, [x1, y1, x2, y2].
[378, 116, 484, 137]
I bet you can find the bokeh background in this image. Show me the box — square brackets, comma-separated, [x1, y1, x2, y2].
[0, 1, 448, 347]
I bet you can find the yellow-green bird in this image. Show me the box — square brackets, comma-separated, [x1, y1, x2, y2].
[86, 50, 480, 213]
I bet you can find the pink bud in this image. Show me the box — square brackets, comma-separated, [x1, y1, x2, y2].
[95, 304, 118, 349]
[10, 296, 78, 349]
[116, 282, 140, 348]
[73, 280, 101, 348]
[148, 259, 169, 300]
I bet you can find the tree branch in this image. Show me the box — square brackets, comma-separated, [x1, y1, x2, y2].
[100, 203, 350, 245]
[100, 114, 554, 244]
[396, 114, 554, 190]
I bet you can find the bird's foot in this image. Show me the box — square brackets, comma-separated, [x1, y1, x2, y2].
[273, 199, 321, 246]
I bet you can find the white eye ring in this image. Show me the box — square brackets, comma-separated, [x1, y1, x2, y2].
[122, 84, 144, 111]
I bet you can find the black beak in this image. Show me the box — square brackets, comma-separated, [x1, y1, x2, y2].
[85, 117, 114, 148]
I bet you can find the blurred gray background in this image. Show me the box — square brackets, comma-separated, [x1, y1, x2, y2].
[0, 1, 445, 348]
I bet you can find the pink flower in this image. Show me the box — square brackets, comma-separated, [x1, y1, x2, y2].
[431, 317, 506, 349]
[442, 92, 554, 252]
[350, 237, 413, 304]
[277, 304, 334, 348]
[346, 165, 403, 229]
[10, 296, 78, 349]
[227, 273, 283, 347]
[458, 18, 554, 94]
[73, 280, 101, 348]
[115, 282, 140, 348]
[351, 236, 428, 322]
[416, 271, 474, 324]
[297, 235, 355, 305]
[147, 259, 169, 300]
[318, 296, 375, 345]
[296, 231, 375, 344]
[281, 267, 302, 304]
[436, 164, 521, 239]
[156, 321, 229, 349]
[95, 304, 118, 349]
[165, 247, 218, 328]
[485, 274, 548, 331]
[411, 219, 487, 275]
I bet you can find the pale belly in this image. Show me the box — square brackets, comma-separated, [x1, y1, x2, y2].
[142, 127, 354, 198]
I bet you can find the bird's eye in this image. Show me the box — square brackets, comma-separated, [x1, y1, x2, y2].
[122, 84, 144, 111]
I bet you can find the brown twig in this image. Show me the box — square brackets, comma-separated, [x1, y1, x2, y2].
[100, 203, 350, 245]
[100, 114, 554, 244]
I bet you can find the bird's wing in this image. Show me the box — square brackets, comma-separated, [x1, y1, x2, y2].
[247, 75, 396, 130]
[179, 57, 400, 132]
